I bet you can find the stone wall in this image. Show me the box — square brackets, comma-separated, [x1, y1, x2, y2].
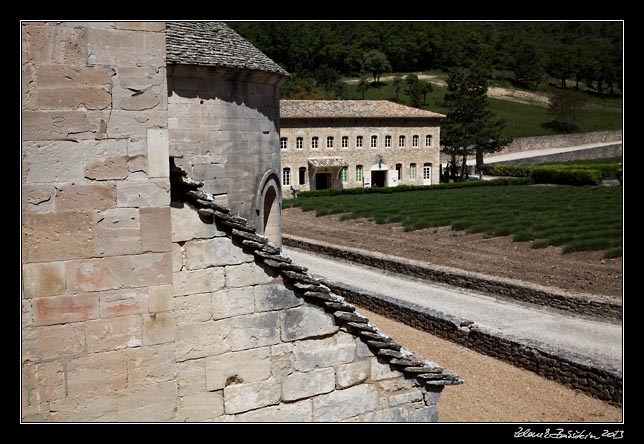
[168, 65, 284, 236]
[21, 21, 452, 422]
[21, 21, 173, 422]
[492, 143, 623, 166]
[281, 118, 441, 197]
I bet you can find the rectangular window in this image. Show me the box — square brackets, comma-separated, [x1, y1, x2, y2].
[299, 167, 306, 185]
[282, 167, 291, 186]
[410, 163, 416, 179]
[356, 165, 363, 183]
[327, 136, 334, 149]
[412, 135, 419, 147]
[370, 135, 377, 148]
[340, 167, 348, 183]
[342, 136, 348, 148]
[385, 135, 391, 148]
[356, 136, 363, 148]
[280, 137, 288, 150]
[399, 135, 405, 148]
[425, 135, 432, 147]
[311, 137, 319, 149]
[296, 137, 303, 149]
[396, 163, 402, 180]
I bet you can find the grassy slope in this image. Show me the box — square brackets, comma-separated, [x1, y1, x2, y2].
[286, 185, 622, 258]
[343, 75, 622, 139]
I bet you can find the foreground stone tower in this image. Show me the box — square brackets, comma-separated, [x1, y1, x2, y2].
[21, 21, 459, 422]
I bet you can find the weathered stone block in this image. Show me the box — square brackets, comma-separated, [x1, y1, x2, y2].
[22, 111, 101, 141]
[356, 338, 375, 358]
[127, 137, 148, 173]
[293, 336, 356, 372]
[55, 183, 117, 212]
[223, 379, 281, 415]
[35, 65, 111, 88]
[116, 381, 177, 422]
[23, 24, 86, 65]
[313, 385, 378, 422]
[408, 406, 438, 422]
[83, 139, 129, 181]
[86, 28, 165, 67]
[66, 350, 128, 398]
[23, 361, 65, 405]
[336, 359, 370, 389]
[142, 312, 175, 345]
[22, 184, 55, 214]
[85, 314, 142, 353]
[32, 293, 99, 326]
[22, 141, 84, 183]
[211, 287, 254, 320]
[99, 288, 148, 318]
[388, 389, 424, 407]
[205, 347, 271, 391]
[118, 66, 164, 91]
[174, 293, 211, 325]
[23, 211, 95, 263]
[371, 357, 404, 381]
[184, 237, 253, 270]
[271, 353, 294, 380]
[281, 306, 338, 342]
[49, 394, 119, 422]
[225, 262, 274, 288]
[282, 368, 335, 402]
[148, 284, 173, 313]
[176, 358, 206, 396]
[229, 312, 280, 351]
[114, 22, 166, 32]
[35, 87, 111, 110]
[378, 377, 415, 393]
[254, 284, 302, 312]
[171, 205, 223, 242]
[147, 127, 169, 177]
[107, 110, 167, 139]
[22, 323, 85, 363]
[22, 261, 65, 298]
[173, 267, 225, 296]
[94, 227, 141, 257]
[140, 207, 171, 252]
[178, 392, 224, 422]
[116, 179, 170, 208]
[98, 208, 140, 228]
[118, 87, 161, 111]
[126, 343, 176, 387]
[22, 300, 32, 328]
[175, 319, 231, 361]
[363, 407, 408, 422]
[233, 399, 313, 422]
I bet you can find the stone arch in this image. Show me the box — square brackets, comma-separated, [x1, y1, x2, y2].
[256, 170, 282, 246]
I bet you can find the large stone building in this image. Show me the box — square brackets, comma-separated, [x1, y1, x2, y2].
[279, 100, 444, 197]
[21, 21, 459, 422]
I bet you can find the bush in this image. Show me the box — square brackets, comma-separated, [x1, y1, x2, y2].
[530, 167, 602, 186]
[478, 164, 532, 177]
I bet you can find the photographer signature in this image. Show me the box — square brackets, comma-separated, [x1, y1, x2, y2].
[514, 427, 623, 440]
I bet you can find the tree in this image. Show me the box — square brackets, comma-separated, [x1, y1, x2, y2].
[333, 81, 351, 100]
[392, 76, 402, 102]
[419, 80, 433, 105]
[362, 50, 391, 85]
[511, 40, 544, 89]
[404, 73, 422, 108]
[548, 89, 589, 132]
[441, 68, 512, 181]
[316, 65, 340, 93]
[357, 78, 370, 99]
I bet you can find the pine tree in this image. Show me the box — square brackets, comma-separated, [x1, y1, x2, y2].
[441, 68, 512, 181]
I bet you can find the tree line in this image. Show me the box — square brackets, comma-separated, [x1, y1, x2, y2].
[228, 21, 622, 96]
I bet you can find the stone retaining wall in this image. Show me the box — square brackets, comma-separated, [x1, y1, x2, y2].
[327, 282, 622, 405]
[282, 236, 622, 322]
[492, 143, 623, 166]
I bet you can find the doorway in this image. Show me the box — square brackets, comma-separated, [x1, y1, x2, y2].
[315, 173, 331, 190]
[371, 170, 387, 188]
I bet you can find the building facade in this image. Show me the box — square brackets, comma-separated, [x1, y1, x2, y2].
[279, 100, 444, 198]
[21, 21, 459, 423]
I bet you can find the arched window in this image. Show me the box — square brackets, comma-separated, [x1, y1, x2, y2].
[340, 167, 348, 183]
[370, 135, 378, 148]
[296, 137, 303, 149]
[385, 135, 391, 147]
[342, 136, 349, 148]
[356, 136, 363, 148]
[280, 137, 288, 150]
[311, 137, 319, 149]
[326, 136, 334, 149]
[399, 135, 406, 148]
[356, 165, 363, 182]
[282, 167, 291, 186]
[412, 135, 419, 147]
[425, 135, 432, 147]
[410, 163, 417, 179]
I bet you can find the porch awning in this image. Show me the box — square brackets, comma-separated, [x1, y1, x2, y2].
[307, 157, 349, 169]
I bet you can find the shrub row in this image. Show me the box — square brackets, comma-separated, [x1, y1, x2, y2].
[479, 161, 622, 186]
[293, 178, 531, 199]
[531, 167, 603, 186]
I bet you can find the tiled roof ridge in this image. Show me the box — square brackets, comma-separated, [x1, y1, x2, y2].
[170, 160, 463, 390]
[280, 99, 446, 119]
[165, 21, 290, 78]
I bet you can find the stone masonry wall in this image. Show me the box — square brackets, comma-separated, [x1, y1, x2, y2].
[21, 21, 173, 422]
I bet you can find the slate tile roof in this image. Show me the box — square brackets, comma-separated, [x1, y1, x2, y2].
[165, 21, 289, 77]
[281, 100, 446, 119]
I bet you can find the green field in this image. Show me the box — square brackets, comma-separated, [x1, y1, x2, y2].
[285, 184, 623, 258]
[343, 75, 622, 139]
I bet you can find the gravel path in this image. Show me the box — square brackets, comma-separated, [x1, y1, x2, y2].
[285, 247, 622, 369]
